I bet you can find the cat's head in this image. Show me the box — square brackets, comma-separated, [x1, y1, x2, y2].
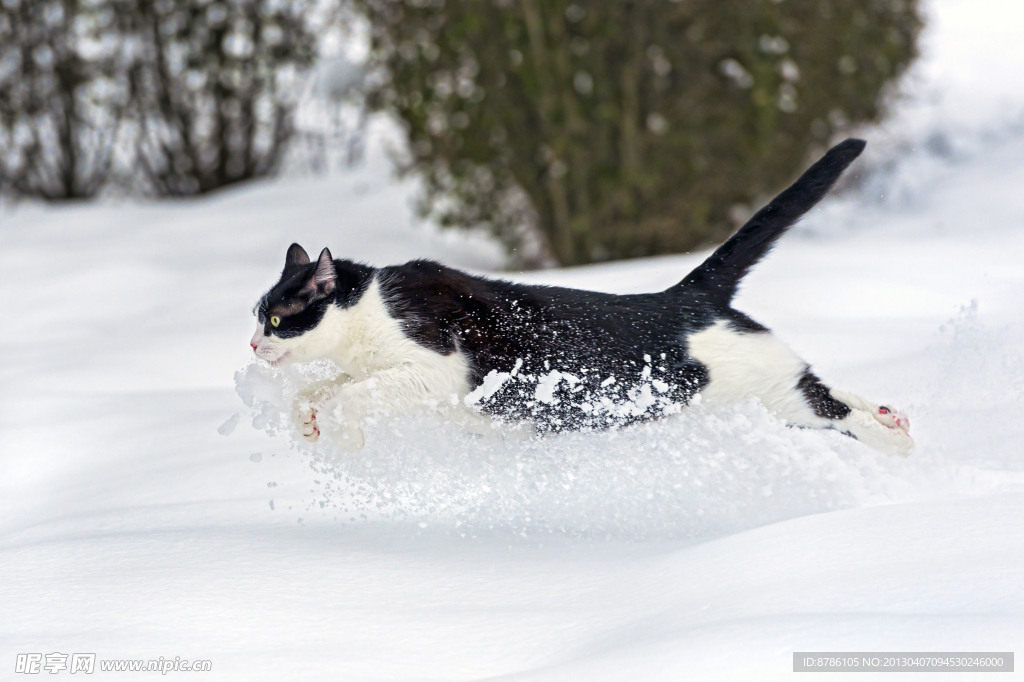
[250, 243, 370, 366]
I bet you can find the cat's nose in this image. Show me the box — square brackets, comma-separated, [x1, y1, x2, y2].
[250, 342, 258, 351]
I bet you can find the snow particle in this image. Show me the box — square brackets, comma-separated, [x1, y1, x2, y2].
[217, 413, 240, 436]
[535, 370, 563, 404]
[465, 369, 512, 406]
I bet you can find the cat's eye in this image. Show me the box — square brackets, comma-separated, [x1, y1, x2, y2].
[270, 316, 280, 328]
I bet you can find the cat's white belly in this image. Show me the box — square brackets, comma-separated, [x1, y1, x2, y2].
[686, 320, 829, 426]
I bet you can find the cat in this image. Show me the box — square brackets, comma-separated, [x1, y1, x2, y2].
[250, 138, 913, 456]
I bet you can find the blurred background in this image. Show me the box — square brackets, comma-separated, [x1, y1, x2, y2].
[0, 0, 976, 268]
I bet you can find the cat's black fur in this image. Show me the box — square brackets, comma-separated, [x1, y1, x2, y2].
[257, 139, 866, 432]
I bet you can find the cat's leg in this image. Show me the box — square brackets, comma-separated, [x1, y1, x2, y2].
[688, 321, 913, 456]
[323, 363, 470, 451]
[798, 371, 914, 456]
[291, 376, 353, 442]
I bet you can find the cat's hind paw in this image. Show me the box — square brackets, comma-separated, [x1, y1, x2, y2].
[840, 406, 915, 457]
[829, 389, 914, 456]
[874, 405, 910, 433]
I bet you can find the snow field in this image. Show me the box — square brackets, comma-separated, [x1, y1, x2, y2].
[3, 0, 1024, 678]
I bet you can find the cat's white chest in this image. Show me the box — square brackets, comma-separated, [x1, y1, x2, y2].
[313, 279, 470, 395]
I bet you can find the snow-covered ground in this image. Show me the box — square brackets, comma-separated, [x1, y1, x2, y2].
[2, 0, 1024, 679]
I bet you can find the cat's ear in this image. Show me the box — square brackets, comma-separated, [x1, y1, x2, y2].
[314, 248, 336, 288]
[300, 247, 337, 300]
[285, 243, 310, 268]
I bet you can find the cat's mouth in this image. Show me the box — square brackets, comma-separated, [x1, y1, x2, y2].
[254, 346, 290, 367]
[267, 351, 290, 367]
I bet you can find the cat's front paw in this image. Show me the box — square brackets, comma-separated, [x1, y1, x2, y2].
[291, 398, 322, 442]
[291, 378, 350, 443]
[321, 392, 366, 451]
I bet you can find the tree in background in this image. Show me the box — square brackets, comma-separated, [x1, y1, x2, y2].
[359, 0, 922, 266]
[0, 0, 132, 199]
[127, 0, 320, 195]
[0, 0, 329, 200]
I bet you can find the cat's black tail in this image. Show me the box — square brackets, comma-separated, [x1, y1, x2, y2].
[669, 138, 866, 306]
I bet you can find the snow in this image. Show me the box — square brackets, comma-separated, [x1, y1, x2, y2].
[2, 1, 1024, 679]
[464, 369, 512, 407]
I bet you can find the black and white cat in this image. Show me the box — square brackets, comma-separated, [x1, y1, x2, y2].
[250, 139, 913, 455]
